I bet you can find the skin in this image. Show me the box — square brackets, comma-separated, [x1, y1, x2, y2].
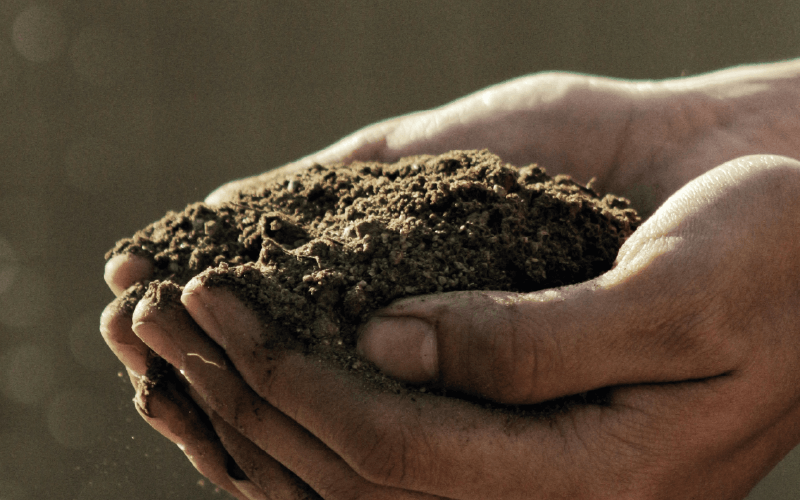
[101, 59, 800, 499]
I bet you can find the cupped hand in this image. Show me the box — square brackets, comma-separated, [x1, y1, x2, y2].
[101, 61, 800, 497]
[100, 270, 270, 500]
[205, 61, 800, 211]
[129, 155, 800, 499]
[102, 60, 800, 386]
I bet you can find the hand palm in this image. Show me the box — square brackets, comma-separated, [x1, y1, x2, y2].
[126, 155, 800, 500]
[102, 63, 800, 499]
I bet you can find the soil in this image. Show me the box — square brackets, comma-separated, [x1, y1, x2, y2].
[108, 149, 639, 412]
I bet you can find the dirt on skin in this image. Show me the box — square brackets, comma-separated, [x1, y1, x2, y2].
[108, 150, 639, 411]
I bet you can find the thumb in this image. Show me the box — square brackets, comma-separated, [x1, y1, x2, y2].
[356, 280, 719, 405]
[358, 266, 746, 404]
[355, 159, 789, 404]
[357, 155, 800, 404]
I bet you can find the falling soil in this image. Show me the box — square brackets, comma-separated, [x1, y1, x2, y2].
[108, 150, 639, 412]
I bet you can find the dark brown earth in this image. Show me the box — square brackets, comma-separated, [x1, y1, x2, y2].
[108, 149, 639, 409]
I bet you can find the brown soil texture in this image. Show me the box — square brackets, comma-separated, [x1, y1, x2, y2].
[108, 150, 639, 406]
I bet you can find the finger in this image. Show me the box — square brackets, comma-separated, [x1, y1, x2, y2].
[357, 74, 638, 186]
[357, 156, 800, 404]
[202, 316, 800, 500]
[183, 157, 800, 499]
[356, 155, 800, 405]
[207, 73, 640, 208]
[126, 368, 251, 500]
[104, 253, 154, 297]
[179, 382, 278, 500]
[209, 411, 321, 500]
[181, 280, 800, 499]
[356, 276, 737, 405]
[134, 283, 438, 500]
[100, 284, 151, 376]
[184, 375, 317, 500]
[181, 281, 627, 498]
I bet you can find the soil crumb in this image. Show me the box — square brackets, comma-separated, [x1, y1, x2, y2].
[108, 150, 639, 411]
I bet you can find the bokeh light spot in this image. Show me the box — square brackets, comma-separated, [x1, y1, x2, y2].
[0, 268, 50, 328]
[2, 343, 55, 405]
[70, 24, 129, 87]
[11, 4, 67, 63]
[69, 308, 119, 371]
[47, 389, 110, 449]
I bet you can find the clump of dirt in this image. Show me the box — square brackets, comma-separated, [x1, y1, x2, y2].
[108, 150, 639, 403]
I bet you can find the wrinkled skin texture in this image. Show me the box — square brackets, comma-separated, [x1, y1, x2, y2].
[101, 60, 800, 499]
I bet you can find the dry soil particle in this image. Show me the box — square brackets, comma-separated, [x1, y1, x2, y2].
[108, 150, 639, 408]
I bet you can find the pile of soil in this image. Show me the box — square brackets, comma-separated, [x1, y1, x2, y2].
[108, 150, 639, 405]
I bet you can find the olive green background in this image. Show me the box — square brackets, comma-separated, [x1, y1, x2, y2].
[1, 1, 798, 498]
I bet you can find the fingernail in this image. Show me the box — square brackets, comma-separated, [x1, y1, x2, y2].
[132, 296, 228, 376]
[132, 310, 180, 368]
[182, 278, 266, 348]
[104, 253, 153, 297]
[100, 302, 150, 377]
[181, 277, 226, 345]
[357, 316, 438, 384]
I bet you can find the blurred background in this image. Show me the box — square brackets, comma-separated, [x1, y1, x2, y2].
[1, 1, 799, 498]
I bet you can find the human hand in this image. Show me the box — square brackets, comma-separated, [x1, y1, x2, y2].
[101, 60, 800, 497]
[205, 61, 800, 212]
[128, 154, 800, 499]
[100, 285, 267, 500]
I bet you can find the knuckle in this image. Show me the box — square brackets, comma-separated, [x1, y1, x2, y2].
[349, 429, 405, 485]
[467, 296, 538, 403]
[499, 300, 540, 401]
[344, 410, 423, 490]
[439, 292, 540, 403]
